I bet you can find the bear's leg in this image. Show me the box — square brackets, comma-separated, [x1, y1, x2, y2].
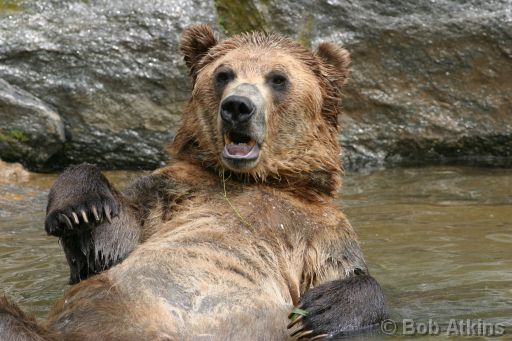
[0, 296, 56, 341]
[288, 273, 387, 339]
[44, 163, 140, 284]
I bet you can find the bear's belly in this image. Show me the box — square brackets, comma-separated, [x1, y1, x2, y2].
[48, 194, 307, 339]
[102, 213, 294, 338]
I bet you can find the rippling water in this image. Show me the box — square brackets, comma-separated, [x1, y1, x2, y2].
[0, 166, 511, 338]
[341, 167, 512, 339]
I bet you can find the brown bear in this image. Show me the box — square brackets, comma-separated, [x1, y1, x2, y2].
[0, 24, 386, 340]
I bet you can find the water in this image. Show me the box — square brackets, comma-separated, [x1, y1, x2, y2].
[340, 167, 512, 339]
[0, 166, 510, 338]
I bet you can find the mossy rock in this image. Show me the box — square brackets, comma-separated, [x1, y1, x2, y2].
[214, 0, 267, 35]
[0, 0, 21, 12]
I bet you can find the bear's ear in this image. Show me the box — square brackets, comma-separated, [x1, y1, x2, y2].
[180, 24, 218, 79]
[315, 42, 351, 88]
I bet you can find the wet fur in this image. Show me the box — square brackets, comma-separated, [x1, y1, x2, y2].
[0, 25, 386, 340]
[45, 164, 139, 284]
[173, 25, 350, 202]
[40, 162, 373, 340]
[0, 297, 56, 341]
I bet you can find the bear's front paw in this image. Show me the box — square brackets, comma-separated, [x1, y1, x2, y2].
[44, 163, 120, 237]
[287, 274, 387, 340]
[45, 196, 119, 236]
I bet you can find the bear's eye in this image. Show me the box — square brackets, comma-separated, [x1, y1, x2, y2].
[215, 70, 235, 85]
[271, 75, 286, 86]
[267, 72, 288, 91]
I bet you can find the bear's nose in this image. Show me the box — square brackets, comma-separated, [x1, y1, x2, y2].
[220, 96, 256, 124]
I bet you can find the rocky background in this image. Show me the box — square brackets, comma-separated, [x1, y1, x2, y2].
[0, 0, 511, 171]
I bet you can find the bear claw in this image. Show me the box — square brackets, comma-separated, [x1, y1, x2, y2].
[45, 199, 119, 237]
[104, 204, 112, 224]
[294, 330, 313, 339]
[91, 205, 100, 221]
[58, 213, 73, 230]
[287, 315, 303, 329]
[290, 327, 308, 338]
[80, 210, 89, 224]
[71, 212, 80, 224]
[44, 163, 121, 237]
[289, 320, 328, 340]
[287, 275, 387, 340]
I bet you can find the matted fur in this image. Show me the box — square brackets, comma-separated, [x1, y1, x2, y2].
[171, 25, 351, 202]
[0, 296, 56, 341]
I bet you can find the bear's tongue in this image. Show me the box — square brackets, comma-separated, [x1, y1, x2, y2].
[223, 141, 260, 160]
[225, 143, 253, 156]
[223, 132, 260, 159]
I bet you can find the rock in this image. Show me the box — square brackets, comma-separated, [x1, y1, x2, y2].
[0, 0, 217, 171]
[248, 0, 512, 168]
[0, 79, 65, 168]
[0, 160, 30, 183]
[0, 0, 510, 170]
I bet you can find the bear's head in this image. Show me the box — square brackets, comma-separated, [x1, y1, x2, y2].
[171, 24, 350, 201]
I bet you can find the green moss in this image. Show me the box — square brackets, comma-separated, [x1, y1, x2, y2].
[297, 15, 314, 48]
[9, 129, 29, 142]
[214, 0, 267, 36]
[0, 129, 29, 143]
[0, 0, 21, 12]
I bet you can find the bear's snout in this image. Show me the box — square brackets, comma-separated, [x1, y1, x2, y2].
[220, 95, 255, 124]
[218, 82, 266, 172]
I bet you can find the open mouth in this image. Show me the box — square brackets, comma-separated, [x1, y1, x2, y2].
[222, 131, 260, 160]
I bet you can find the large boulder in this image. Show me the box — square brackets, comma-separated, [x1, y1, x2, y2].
[0, 79, 65, 168]
[247, 0, 512, 168]
[0, 0, 510, 170]
[0, 0, 216, 171]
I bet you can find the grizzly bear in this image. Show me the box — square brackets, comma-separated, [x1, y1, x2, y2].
[0, 24, 386, 340]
